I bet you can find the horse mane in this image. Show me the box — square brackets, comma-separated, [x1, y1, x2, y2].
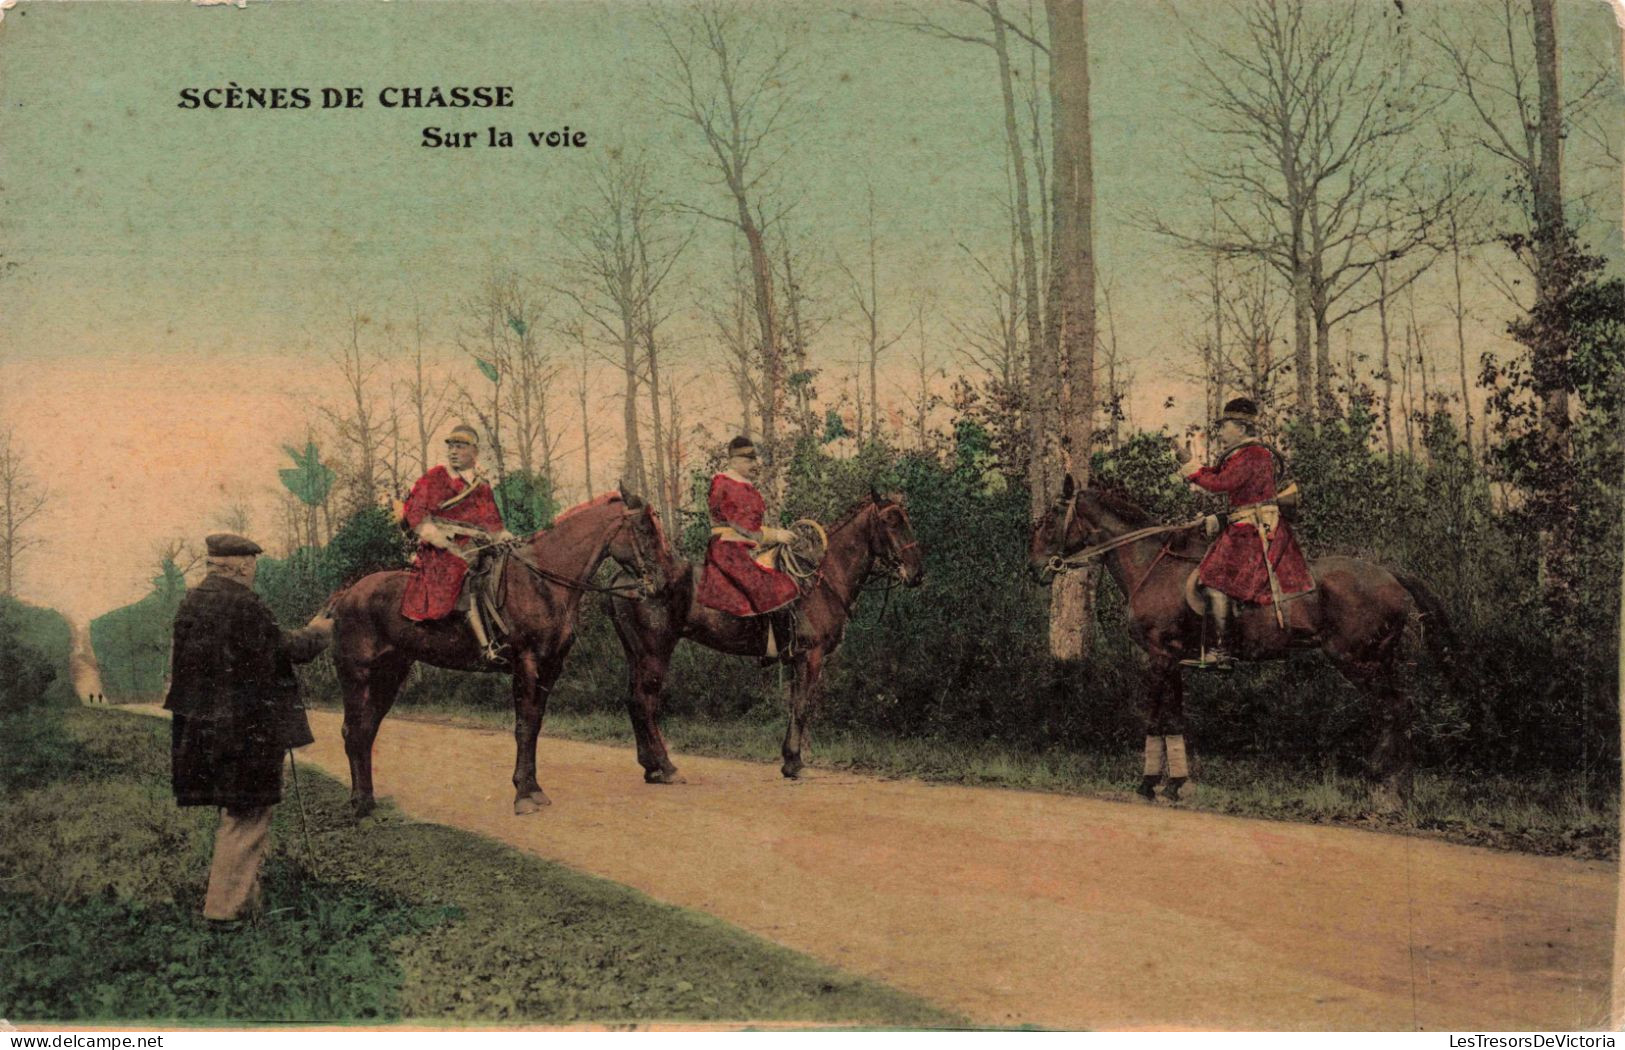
[825, 491, 896, 535]
[552, 491, 624, 526]
[1086, 486, 1157, 528]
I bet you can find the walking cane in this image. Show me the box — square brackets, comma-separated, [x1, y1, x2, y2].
[286, 749, 317, 870]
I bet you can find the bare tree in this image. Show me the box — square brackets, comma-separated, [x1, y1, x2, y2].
[457, 271, 521, 484]
[778, 230, 833, 445]
[838, 184, 912, 445]
[0, 429, 48, 597]
[708, 248, 762, 439]
[560, 152, 687, 501]
[1096, 280, 1129, 449]
[1219, 263, 1292, 423]
[321, 305, 387, 516]
[651, 5, 801, 474]
[1156, 0, 1449, 418]
[903, 296, 945, 450]
[397, 297, 456, 476]
[1426, 0, 1611, 457]
[950, 231, 1026, 390]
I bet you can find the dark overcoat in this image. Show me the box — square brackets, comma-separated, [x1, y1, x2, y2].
[164, 573, 326, 808]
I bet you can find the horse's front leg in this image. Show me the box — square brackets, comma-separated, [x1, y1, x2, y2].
[612, 602, 683, 785]
[630, 645, 683, 784]
[781, 647, 826, 779]
[511, 647, 563, 814]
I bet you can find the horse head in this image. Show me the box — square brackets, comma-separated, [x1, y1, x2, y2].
[605, 482, 678, 599]
[1028, 474, 1120, 585]
[866, 486, 926, 588]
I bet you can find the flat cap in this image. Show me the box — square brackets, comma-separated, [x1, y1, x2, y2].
[205, 533, 264, 557]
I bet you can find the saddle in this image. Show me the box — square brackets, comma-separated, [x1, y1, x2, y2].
[1183, 568, 1317, 633]
[462, 545, 514, 640]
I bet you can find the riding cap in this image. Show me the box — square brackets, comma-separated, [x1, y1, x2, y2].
[446, 424, 480, 447]
[1218, 397, 1259, 424]
[728, 436, 758, 460]
[205, 533, 263, 557]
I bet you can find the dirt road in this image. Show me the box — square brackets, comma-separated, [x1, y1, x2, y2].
[146, 706, 1615, 1030]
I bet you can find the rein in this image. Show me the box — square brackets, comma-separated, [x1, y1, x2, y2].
[471, 510, 651, 599]
[1049, 517, 1205, 572]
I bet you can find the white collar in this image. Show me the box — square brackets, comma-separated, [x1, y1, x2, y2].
[721, 470, 753, 485]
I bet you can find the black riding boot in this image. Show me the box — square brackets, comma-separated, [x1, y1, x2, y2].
[759, 607, 797, 665]
[1182, 588, 1236, 671]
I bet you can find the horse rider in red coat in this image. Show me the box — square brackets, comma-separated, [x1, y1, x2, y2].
[696, 436, 801, 657]
[1172, 397, 1313, 670]
[401, 424, 514, 664]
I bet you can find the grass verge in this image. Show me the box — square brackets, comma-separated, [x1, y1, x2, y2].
[0, 704, 959, 1027]
[356, 698, 1618, 862]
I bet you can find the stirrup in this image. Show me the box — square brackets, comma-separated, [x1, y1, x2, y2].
[480, 641, 512, 667]
[1179, 648, 1235, 671]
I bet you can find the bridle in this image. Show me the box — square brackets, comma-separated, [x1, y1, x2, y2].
[1044, 493, 1204, 577]
[806, 499, 921, 614]
[870, 502, 920, 584]
[503, 504, 660, 600]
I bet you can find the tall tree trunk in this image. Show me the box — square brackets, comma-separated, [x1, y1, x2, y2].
[1449, 216, 1475, 463]
[580, 383, 594, 499]
[666, 383, 682, 514]
[736, 208, 780, 460]
[1046, 0, 1097, 663]
[988, 0, 1049, 519]
[1290, 226, 1314, 415]
[621, 321, 646, 495]
[1531, 0, 1572, 614]
[1313, 298, 1336, 418]
[1210, 238, 1225, 422]
[1378, 258, 1396, 467]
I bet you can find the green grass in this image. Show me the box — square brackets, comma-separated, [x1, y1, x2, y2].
[0, 704, 960, 1027]
[359, 698, 1619, 861]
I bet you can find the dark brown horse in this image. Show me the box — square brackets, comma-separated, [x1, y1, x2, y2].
[1029, 476, 1456, 807]
[331, 488, 677, 816]
[609, 490, 926, 781]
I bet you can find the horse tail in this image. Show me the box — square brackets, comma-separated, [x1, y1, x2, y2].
[1390, 569, 1461, 684]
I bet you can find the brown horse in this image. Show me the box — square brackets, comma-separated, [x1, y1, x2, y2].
[609, 490, 926, 781]
[1029, 475, 1457, 807]
[331, 488, 677, 817]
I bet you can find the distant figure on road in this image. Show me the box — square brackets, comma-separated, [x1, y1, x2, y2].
[164, 532, 333, 927]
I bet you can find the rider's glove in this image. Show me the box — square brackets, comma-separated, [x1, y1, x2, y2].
[416, 520, 455, 551]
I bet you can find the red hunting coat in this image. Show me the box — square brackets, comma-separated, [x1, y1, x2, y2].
[696, 473, 799, 616]
[1186, 441, 1313, 605]
[401, 466, 506, 621]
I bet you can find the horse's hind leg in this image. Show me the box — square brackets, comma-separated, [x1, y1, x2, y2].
[1335, 656, 1414, 812]
[339, 654, 390, 818]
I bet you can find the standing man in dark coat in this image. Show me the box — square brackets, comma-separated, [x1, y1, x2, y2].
[164, 533, 333, 925]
